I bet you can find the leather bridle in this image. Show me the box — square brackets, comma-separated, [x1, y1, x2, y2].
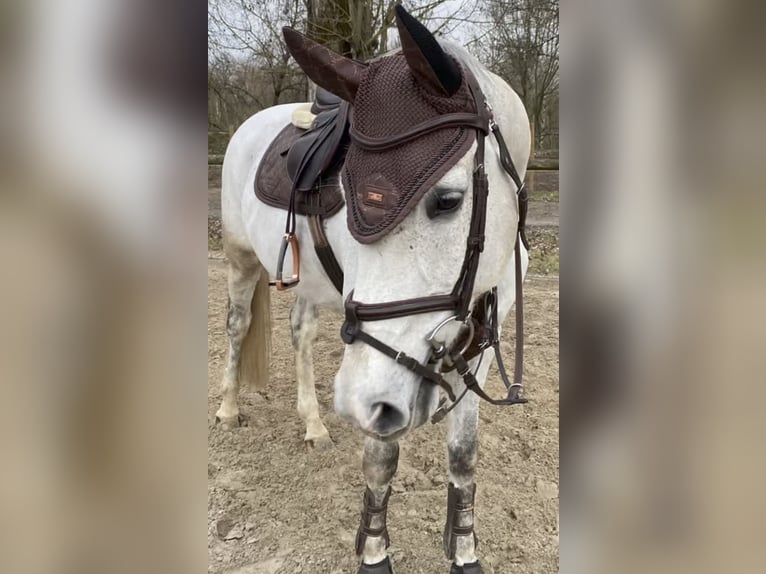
[340, 72, 530, 422]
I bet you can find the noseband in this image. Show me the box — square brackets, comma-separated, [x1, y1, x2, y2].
[341, 72, 530, 421]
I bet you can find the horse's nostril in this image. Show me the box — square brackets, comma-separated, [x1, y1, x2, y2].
[368, 402, 408, 437]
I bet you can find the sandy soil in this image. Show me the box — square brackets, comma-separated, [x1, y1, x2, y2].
[208, 258, 559, 574]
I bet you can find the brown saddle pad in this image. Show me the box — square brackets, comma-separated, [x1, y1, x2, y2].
[254, 124, 345, 218]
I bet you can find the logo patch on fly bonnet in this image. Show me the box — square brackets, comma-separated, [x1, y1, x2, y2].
[361, 174, 396, 209]
[365, 190, 384, 205]
[342, 53, 477, 243]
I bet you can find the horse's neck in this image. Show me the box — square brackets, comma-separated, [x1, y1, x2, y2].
[484, 73, 531, 174]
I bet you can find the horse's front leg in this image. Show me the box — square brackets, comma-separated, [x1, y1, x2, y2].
[445, 367, 484, 573]
[356, 438, 399, 574]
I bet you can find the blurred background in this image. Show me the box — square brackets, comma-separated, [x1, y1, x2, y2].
[0, 0, 207, 572]
[563, 1, 766, 573]
[0, 0, 764, 572]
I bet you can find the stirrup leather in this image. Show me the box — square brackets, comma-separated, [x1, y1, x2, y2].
[443, 483, 479, 560]
[355, 486, 392, 556]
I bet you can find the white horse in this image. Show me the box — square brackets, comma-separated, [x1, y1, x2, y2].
[215, 7, 530, 573]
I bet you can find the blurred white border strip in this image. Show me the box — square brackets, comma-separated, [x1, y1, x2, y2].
[1, 1, 208, 572]
[563, 0, 766, 572]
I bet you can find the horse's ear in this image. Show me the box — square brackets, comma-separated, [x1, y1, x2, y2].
[394, 5, 462, 97]
[282, 27, 365, 103]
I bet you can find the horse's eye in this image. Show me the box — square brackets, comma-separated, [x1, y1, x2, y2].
[426, 189, 464, 219]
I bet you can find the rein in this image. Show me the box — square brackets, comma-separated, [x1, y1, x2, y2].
[341, 72, 529, 421]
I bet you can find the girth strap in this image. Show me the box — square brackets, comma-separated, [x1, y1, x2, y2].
[308, 214, 344, 293]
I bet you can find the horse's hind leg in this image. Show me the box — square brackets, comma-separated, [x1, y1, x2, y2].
[215, 242, 269, 428]
[291, 297, 332, 449]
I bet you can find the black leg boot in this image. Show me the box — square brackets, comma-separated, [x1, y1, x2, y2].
[444, 483, 483, 573]
[356, 486, 394, 574]
[449, 561, 484, 574]
[359, 556, 395, 574]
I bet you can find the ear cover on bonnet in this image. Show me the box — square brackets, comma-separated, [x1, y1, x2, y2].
[282, 27, 367, 102]
[394, 4, 462, 97]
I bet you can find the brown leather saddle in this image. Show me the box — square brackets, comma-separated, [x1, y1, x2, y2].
[255, 88, 349, 217]
[287, 88, 350, 194]
[254, 87, 349, 291]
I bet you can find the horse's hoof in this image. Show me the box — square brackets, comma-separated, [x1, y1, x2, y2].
[215, 412, 247, 429]
[450, 561, 484, 574]
[305, 433, 334, 450]
[358, 556, 394, 574]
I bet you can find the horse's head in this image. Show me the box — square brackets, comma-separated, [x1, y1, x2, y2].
[284, 7, 521, 441]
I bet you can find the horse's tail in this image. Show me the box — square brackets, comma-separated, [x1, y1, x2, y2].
[240, 260, 271, 392]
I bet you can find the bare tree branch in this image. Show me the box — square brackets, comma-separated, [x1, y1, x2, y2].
[208, 0, 558, 153]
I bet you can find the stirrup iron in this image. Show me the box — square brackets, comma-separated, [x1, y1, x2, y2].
[269, 233, 300, 290]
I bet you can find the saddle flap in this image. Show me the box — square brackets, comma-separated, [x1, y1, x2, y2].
[286, 102, 350, 192]
[311, 86, 343, 114]
[254, 124, 345, 219]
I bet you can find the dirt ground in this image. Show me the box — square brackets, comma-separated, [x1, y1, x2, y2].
[207, 258, 559, 574]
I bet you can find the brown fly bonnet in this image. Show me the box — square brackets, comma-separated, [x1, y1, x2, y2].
[343, 54, 477, 242]
[283, 13, 479, 243]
